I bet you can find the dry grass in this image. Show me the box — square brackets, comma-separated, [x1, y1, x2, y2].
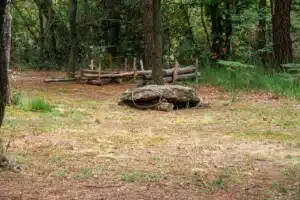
[0, 71, 300, 200]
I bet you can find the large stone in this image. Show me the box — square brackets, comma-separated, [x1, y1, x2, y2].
[119, 85, 201, 111]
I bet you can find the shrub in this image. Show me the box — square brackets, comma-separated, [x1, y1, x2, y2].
[27, 98, 53, 112]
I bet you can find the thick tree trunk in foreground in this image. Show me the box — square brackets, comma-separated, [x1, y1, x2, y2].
[67, 0, 78, 78]
[272, 0, 292, 68]
[151, 0, 164, 85]
[0, 0, 9, 125]
[4, 1, 11, 105]
[257, 0, 266, 66]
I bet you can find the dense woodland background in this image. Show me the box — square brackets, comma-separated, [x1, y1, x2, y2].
[7, 0, 300, 72]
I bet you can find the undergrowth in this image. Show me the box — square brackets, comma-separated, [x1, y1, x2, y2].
[11, 93, 53, 112]
[199, 66, 300, 99]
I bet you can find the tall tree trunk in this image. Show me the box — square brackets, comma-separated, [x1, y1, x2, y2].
[257, 0, 266, 66]
[231, 0, 238, 60]
[38, 3, 45, 53]
[4, 1, 11, 105]
[210, 0, 222, 60]
[224, 0, 232, 59]
[142, 0, 154, 70]
[67, 0, 77, 77]
[272, 0, 292, 68]
[0, 0, 9, 125]
[151, 0, 164, 84]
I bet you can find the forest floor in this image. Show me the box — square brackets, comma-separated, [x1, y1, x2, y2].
[0, 71, 300, 200]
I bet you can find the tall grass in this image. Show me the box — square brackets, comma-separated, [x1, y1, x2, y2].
[199, 66, 300, 99]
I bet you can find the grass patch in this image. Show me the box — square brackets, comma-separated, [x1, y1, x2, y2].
[231, 130, 296, 142]
[11, 92, 54, 113]
[121, 171, 166, 183]
[27, 98, 53, 112]
[199, 67, 300, 99]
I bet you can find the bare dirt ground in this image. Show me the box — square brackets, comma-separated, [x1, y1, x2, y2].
[0, 71, 300, 200]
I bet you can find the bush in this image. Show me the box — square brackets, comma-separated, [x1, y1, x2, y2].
[27, 98, 53, 112]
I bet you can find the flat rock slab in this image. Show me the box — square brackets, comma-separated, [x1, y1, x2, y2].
[119, 85, 201, 111]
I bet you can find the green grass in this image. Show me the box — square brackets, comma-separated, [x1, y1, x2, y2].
[11, 92, 53, 113]
[199, 66, 300, 99]
[27, 98, 53, 112]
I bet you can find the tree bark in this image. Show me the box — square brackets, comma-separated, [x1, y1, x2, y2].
[210, 0, 222, 60]
[142, 0, 154, 71]
[0, 0, 9, 125]
[67, 0, 78, 78]
[257, 0, 266, 66]
[4, 1, 11, 105]
[272, 0, 292, 68]
[151, 0, 164, 85]
[224, 0, 232, 59]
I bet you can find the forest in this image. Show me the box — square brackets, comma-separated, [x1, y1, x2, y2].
[0, 0, 300, 199]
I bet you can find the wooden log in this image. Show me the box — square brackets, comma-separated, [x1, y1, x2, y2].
[44, 78, 76, 83]
[140, 59, 144, 71]
[82, 72, 135, 79]
[144, 72, 200, 81]
[138, 65, 195, 76]
[124, 58, 128, 72]
[163, 73, 200, 83]
[195, 58, 199, 85]
[81, 65, 195, 76]
[89, 60, 94, 70]
[172, 61, 179, 83]
[87, 79, 112, 86]
[133, 57, 137, 81]
[98, 61, 102, 80]
[81, 69, 119, 74]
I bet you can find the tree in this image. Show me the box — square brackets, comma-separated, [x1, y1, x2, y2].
[223, 0, 232, 59]
[4, 0, 11, 105]
[210, 0, 222, 60]
[142, 0, 154, 71]
[0, 0, 9, 125]
[151, 0, 164, 84]
[67, 0, 78, 78]
[272, 0, 293, 67]
[257, 0, 266, 66]
[142, 0, 164, 84]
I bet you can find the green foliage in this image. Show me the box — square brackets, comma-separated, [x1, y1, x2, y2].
[13, 94, 53, 113]
[200, 66, 300, 99]
[27, 98, 53, 112]
[217, 60, 256, 69]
